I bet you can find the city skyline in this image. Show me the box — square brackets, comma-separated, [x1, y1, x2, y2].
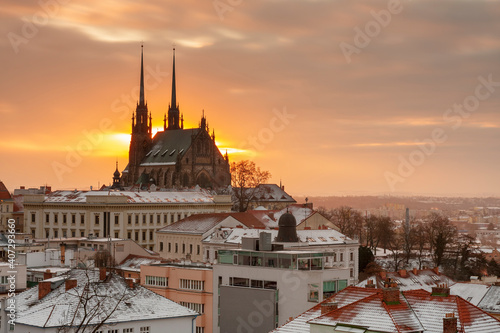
[1, 0, 500, 197]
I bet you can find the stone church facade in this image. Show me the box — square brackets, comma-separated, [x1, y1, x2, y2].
[120, 47, 231, 189]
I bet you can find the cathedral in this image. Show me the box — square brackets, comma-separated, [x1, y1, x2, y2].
[119, 47, 231, 189]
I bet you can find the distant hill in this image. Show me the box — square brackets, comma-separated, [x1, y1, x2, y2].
[292, 195, 500, 212]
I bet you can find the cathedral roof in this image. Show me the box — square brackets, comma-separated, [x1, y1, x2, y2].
[140, 128, 200, 166]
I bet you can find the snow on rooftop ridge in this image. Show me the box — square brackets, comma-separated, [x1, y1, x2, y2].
[14, 269, 197, 327]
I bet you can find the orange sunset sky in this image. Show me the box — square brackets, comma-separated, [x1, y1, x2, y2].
[1, 0, 500, 197]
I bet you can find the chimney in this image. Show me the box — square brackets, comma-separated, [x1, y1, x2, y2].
[99, 267, 107, 281]
[432, 284, 450, 297]
[321, 302, 338, 315]
[413, 267, 418, 275]
[443, 313, 457, 333]
[43, 270, 53, 280]
[126, 278, 135, 289]
[20, 186, 25, 190]
[383, 284, 400, 304]
[399, 269, 407, 278]
[366, 279, 376, 288]
[433, 267, 440, 275]
[65, 279, 77, 291]
[38, 281, 52, 300]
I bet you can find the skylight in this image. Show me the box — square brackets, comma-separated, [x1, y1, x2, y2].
[161, 149, 169, 156]
[145, 150, 153, 157]
[169, 149, 176, 156]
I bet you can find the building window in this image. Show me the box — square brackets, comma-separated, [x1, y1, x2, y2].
[189, 244, 193, 254]
[182, 244, 185, 254]
[142, 215, 146, 224]
[54, 230, 58, 238]
[164, 214, 167, 224]
[340, 253, 344, 262]
[196, 327, 204, 333]
[81, 214, 85, 224]
[54, 214, 58, 224]
[122, 329, 134, 333]
[197, 245, 200, 255]
[168, 242, 171, 252]
[135, 215, 139, 224]
[115, 215, 119, 225]
[206, 250, 210, 259]
[350, 252, 354, 261]
[115, 232, 119, 238]
[127, 232, 131, 239]
[135, 232, 139, 241]
[145, 276, 167, 287]
[149, 215, 153, 224]
[45, 214, 49, 223]
[350, 268, 354, 278]
[160, 242, 164, 252]
[71, 214, 76, 224]
[175, 243, 178, 253]
[63, 214, 67, 224]
[157, 215, 161, 224]
[179, 279, 204, 291]
[81, 231, 85, 237]
[108, 330, 118, 333]
[180, 302, 205, 314]
[140, 328, 150, 333]
[170, 214, 174, 224]
[150, 231, 153, 240]
[71, 230, 76, 237]
[142, 231, 146, 241]
[128, 215, 132, 224]
[95, 215, 100, 225]
[31, 213, 36, 223]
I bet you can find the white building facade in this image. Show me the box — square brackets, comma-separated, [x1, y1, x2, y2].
[23, 190, 232, 251]
[212, 231, 359, 333]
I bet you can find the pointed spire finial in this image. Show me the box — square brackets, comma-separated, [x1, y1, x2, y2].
[171, 47, 177, 109]
[139, 43, 145, 106]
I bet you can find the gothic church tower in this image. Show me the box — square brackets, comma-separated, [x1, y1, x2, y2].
[127, 45, 153, 185]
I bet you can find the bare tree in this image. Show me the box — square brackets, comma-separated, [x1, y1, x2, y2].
[231, 160, 271, 212]
[413, 223, 429, 270]
[427, 213, 457, 267]
[376, 216, 395, 255]
[402, 218, 417, 265]
[331, 206, 363, 239]
[57, 269, 134, 333]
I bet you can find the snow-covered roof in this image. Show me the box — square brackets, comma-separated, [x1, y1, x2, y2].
[247, 204, 331, 229]
[14, 269, 197, 327]
[157, 212, 265, 235]
[241, 184, 295, 203]
[273, 286, 500, 333]
[117, 256, 163, 272]
[357, 269, 455, 292]
[450, 282, 490, 305]
[477, 285, 500, 314]
[42, 189, 219, 204]
[203, 228, 352, 245]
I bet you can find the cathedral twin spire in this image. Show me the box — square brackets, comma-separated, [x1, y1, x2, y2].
[136, 45, 181, 132]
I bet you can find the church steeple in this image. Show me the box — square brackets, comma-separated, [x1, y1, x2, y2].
[127, 44, 153, 186]
[139, 44, 145, 107]
[171, 47, 177, 110]
[167, 48, 180, 130]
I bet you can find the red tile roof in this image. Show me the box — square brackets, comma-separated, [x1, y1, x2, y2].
[0, 181, 12, 200]
[274, 286, 500, 333]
